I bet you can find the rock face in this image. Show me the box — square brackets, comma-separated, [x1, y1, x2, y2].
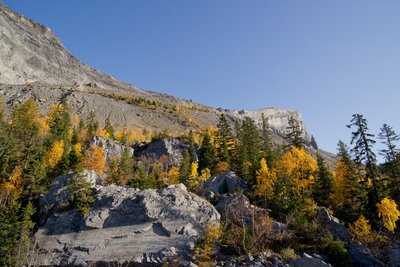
[316, 208, 351, 243]
[390, 248, 400, 267]
[135, 138, 192, 168]
[289, 253, 332, 267]
[34, 171, 220, 266]
[89, 136, 134, 161]
[347, 244, 384, 267]
[0, 2, 144, 95]
[202, 172, 249, 200]
[227, 107, 310, 142]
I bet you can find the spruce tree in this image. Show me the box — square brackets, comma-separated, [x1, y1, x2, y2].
[347, 114, 379, 218]
[313, 154, 332, 207]
[186, 130, 198, 163]
[285, 116, 305, 149]
[216, 114, 233, 163]
[259, 113, 274, 165]
[199, 132, 216, 172]
[378, 124, 400, 202]
[378, 123, 399, 163]
[179, 149, 191, 185]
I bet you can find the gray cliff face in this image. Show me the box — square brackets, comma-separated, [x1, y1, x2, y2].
[0, 3, 145, 95]
[34, 171, 220, 266]
[227, 108, 310, 141]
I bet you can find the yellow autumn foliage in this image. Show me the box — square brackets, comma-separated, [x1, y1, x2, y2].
[115, 128, 153, 144]
[349, 214, 372, 243]
[377, 197, 400, 232]
[329, 160, 351, 207]
[0, 166, 24, 198]
[166, 167, 180, 185]
[73, 143, 83, 157]
[275, 147, 317, 190]
[85, 144, 106, 174]
[254, 158, 277, 200]
[94, 128, 110, 139]
[199, 168, 211, 181]
[46, 140, 64, 168]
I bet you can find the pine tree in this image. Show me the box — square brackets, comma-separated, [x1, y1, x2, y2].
[179, 149, 191, 185]
[285, 116, 305, 149]
[199, 132, 216, 172]
[259, 113, 274, 166]
[378, 124, 400, 202]
[236, 117, 261, 182]
[0, 198, 20, 266]
[347, 114, 379, 218]
[186, 130, 198, 163]
[313, 154, 333, 207]
[215, 114, 234, 163]
[378, 124, 399, 162]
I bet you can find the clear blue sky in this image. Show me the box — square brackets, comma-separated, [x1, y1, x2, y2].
[4, 0, 400, 158]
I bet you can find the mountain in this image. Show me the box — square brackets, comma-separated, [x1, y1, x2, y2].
[0, 2, 334, 162]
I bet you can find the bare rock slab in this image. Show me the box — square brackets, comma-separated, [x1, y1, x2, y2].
[34, 171, 220, 266]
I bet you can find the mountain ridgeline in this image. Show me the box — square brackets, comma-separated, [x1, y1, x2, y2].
[0, 1, 326, 154]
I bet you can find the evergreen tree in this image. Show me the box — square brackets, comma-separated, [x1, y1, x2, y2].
[87, 111, 99, 138]
[347, 114, 379, 218]
[105, 117, 115, 140]
[285, 116, 305, 149]
[378, 124, 400, 202]
[14, 202, 35, 266]
[0, 199, 20, 266]
[259, 113, 274, 166]
[313, 154, 333, 207]
[215, 114, 233, 163]
[179, 149, 191, 185]
[236, 117, 261, 182]
[199, 132, 216, 171]
[186, 130, 198, 163]
[378, 123, 399, 163]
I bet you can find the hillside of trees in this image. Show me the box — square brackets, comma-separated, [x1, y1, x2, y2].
[0, 97, 399, 266]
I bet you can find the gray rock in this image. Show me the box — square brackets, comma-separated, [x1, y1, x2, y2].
[390, 248, 400, 267]
[348, 243, 384, 267]
[289, 253, 331, 267]
[316, 208, 351, 243]
[202, 171, 249, 199]
[136, 137, 192, 168]
[33, 171, 220, 266]
[89, 135, 134, 161]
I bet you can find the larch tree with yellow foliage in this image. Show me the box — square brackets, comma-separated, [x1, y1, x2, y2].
[254, 158, 276, 202]
[45, 140, 64, 169]
[166, 166, 180, 185]
[275, 147, 317, 191]
[376, 197, 400, 232]
[349, 214, 372, 243]
[0, 166, 24, 202]
[85, 144, 106, 174]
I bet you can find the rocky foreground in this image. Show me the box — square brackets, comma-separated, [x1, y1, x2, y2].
[33, 170, 220, 266]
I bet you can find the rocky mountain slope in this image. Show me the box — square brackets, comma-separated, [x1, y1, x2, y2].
[0, 2, 334, 163]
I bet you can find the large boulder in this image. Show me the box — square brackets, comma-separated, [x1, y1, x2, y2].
[135, 138, 192, 168]
[390, 248, 400, 267]
[89, 136, 134, 161]
[34, 171, 220, 266]
[316, 208, 351, 243]
[202, 172, 249, 200]
[289, 253, 332, 267]
[348, 244, 384, 267]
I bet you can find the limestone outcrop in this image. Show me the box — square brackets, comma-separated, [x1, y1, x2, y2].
[34, 171, 220, 266]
